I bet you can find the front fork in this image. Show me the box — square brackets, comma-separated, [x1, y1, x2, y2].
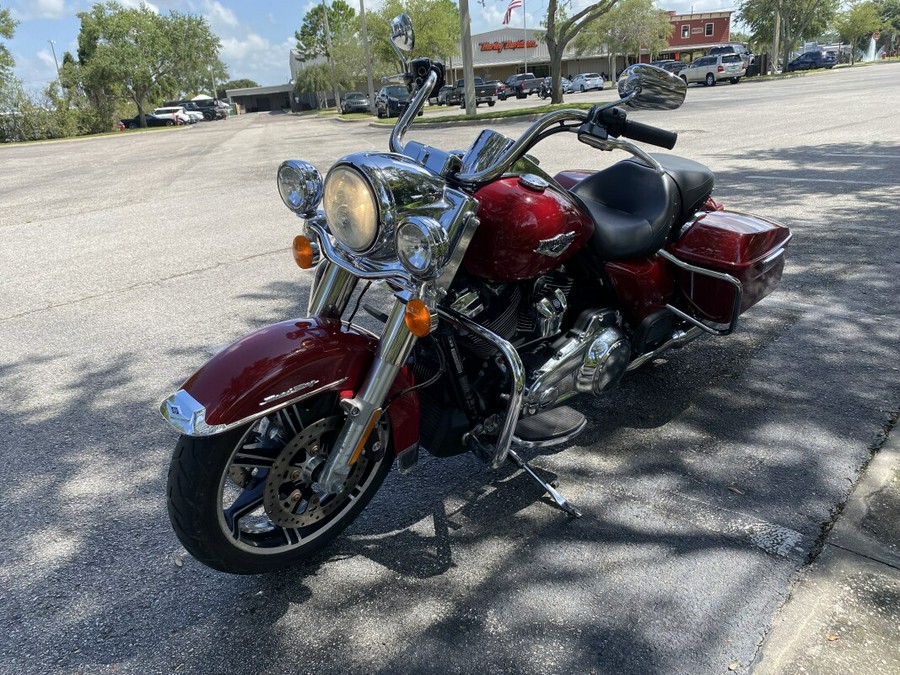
[309, 261, 419, 494]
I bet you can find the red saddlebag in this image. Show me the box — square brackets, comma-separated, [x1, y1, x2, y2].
[667, 211, 792, 325]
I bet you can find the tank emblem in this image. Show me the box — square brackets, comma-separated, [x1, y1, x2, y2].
[535, 231, 576, 258]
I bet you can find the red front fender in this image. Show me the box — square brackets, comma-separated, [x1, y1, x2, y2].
[163, 317, 419, 455]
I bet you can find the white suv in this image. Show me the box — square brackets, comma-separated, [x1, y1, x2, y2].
[153, 106, 194, 124]
[680, 54, 746, 86]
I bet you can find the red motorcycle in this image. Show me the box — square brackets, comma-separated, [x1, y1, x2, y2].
[161, 15, 791, 573]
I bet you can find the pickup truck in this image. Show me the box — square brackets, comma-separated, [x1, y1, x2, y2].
[445, 78, 497, 107]
[499, 72, 543, 99]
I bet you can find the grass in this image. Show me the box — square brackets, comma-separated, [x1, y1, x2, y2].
[371, 100, 596, 125]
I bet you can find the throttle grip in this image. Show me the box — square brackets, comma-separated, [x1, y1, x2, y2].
[592, 106, 678, 150]
[622, 119, 677, 150]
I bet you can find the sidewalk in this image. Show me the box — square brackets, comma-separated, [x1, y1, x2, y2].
[753, 419, 900, 674]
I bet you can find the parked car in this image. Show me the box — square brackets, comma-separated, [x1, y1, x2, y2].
[570, 73, 605, 92]
[445, 78, 497, 107]
[179, 101, 209, 121]
[650, 59, 688, 76]
[120, 114, 174, 129]
[500, 73, 540, 100]
[680, 53, 746, 86]
[153, 106, 193, 124]
[167, 98, 228, 120]
[435, 85, 453, 106]
[786, 50, 837, 72]
[375, 85, 422, 118]
[484, 80, 508, 98]
[708, 44, 753, 69]
[340, 92, 371, 114]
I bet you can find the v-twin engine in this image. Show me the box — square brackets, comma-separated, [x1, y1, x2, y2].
[523, 309, 630, 414]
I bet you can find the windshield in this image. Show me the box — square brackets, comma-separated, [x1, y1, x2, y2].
[385, 86, 408, 97]
[346, 93, 365, 99]
[723, 55, 742, 64]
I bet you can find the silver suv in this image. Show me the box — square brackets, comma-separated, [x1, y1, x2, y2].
[680, 54, 746, 86]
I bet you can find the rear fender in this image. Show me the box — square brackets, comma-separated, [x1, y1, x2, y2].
[160, 317, 419, 455]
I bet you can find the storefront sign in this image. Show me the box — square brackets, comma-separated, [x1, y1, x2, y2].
[479, 39, 538, 53]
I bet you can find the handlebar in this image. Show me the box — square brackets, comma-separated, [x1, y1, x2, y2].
[592, 106, 678, 150]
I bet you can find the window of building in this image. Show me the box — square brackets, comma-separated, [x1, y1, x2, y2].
[705, 23, 714, 36]
[681, 25, 690, 39]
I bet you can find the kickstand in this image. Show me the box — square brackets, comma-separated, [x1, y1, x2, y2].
[507, 448, 582, 518]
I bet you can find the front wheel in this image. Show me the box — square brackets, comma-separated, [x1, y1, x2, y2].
[730, 77, 741, 84]
[167, 394, 392, 574]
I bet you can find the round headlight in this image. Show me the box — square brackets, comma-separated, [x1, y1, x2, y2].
[396, 217, 449, 278]
[277, 160, 323, 215]
[323, 166, 379, 252]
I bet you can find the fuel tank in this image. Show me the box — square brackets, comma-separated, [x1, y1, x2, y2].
[463, 175, 594, 282]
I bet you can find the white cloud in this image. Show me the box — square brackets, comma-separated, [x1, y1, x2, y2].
[11, 0, 67, 21]
[219, 33, 296, 84]
[203, 0, 239, 29]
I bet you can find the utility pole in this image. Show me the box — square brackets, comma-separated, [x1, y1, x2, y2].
[320, 0, 342, 110]
[460, 0, 475, 116]
[358, 0, 376, 111]
[48, 39, 62, 94]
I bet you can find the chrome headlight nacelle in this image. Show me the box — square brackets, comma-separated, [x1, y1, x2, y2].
[322, 152, 446, 262]
[277, 160, 324, 216]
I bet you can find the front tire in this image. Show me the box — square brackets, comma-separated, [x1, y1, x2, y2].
[730, 77, 741, 84]
[167, 394, 392, 574]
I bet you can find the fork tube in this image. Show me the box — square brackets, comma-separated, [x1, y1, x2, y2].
[308, 260, 359, 319]
[318, 299, 418, 493]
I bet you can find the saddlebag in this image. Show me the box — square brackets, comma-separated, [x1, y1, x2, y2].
[666, 211, 792, 326]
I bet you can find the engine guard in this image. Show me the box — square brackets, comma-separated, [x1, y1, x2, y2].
[159, 317, 420, 456]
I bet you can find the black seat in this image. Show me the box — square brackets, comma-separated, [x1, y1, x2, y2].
[569, 154, 714, 261]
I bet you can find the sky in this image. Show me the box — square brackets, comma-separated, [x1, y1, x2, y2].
[4, 0, 738, 92]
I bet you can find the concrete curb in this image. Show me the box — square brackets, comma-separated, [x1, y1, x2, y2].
[752, 418, 900, 674]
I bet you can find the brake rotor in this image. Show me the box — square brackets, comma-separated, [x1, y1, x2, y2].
[262, 415, 368, 528]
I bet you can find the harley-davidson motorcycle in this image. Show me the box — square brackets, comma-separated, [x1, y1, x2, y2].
[161, 15, 791, 574]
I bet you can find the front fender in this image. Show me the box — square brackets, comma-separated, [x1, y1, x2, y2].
[160, 317, 419, 455]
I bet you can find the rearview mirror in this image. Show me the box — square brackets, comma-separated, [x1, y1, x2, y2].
[390, 14, 415, 53]
[617, 64, 686, 111]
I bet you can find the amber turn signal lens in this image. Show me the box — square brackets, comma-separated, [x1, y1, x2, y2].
[404, 299, 433, 337]
[292, 235, 314, 269]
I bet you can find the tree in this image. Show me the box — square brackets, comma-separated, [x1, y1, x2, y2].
[835, 1, 883, 62]
[738, 0, 839, 69]
[1, 4, 17, 85]
[544, 0, 620, 104]
[879, 0, 900, 54]
[294, 0, 357, 62]
[370, 0, 460, 65]
[217, 78, 259, 99]
[575, 0, 671, 73]
[75, 2, 225, 127]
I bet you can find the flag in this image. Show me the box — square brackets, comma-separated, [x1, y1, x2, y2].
[502, 0, 522, 25]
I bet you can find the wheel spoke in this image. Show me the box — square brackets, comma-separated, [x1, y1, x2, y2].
[223, 481, 265, 538]
[231, 452, 275, 469]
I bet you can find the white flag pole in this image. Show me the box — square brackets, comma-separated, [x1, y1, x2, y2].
[523, 0, 528, 74]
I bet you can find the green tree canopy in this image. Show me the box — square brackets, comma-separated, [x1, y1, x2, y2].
[575, 0, 672, 67]
[294, 0, 357, 62]
[543, 0, 620, 103]
[737, 0, 839, 67]
[75, 1, 226, 126]
[370, 0, 460, 64]
[1, 4, 18, 85]
[835, 1, 883, 62]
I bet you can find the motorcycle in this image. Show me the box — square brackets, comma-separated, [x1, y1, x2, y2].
[160, 15, 791, 574]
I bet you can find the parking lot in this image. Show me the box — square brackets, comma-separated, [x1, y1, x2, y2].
[1, 63, 898, 674]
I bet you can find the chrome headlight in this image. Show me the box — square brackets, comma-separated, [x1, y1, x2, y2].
[323, 166, 379, 252]
[277, 160, 323, 216]
[396, 217, 449, 278]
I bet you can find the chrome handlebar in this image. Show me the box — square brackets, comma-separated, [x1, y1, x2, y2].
[389, 69, 438, 155]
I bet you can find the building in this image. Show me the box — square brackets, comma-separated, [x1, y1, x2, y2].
[452, 11, 736, 83]
[225, 83, 295, 114]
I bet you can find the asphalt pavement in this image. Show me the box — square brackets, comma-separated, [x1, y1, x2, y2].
[0, 63, 898, 674]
